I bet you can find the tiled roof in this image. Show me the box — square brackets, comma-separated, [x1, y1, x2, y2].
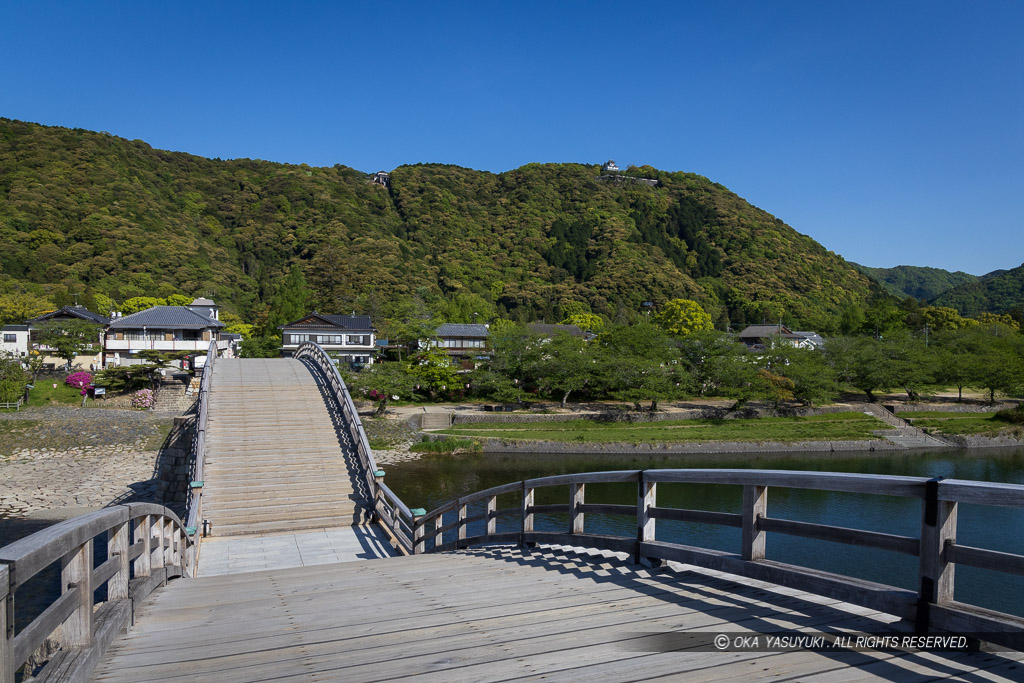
[737, 324, 796, 338]
[436, 323, 490, 337]
[2, 324, 28, 331]
[27, 306, 110, 326]
[527, 323, 584, 337]
[279, 313, 374, 330]
[189, 297, 216, 306]
[108, 306, 226, 330]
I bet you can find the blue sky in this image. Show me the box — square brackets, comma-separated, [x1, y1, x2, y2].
[3, 2, 1022, 275]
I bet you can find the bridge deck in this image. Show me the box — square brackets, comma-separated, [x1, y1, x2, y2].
[202, 358, 368, 537]
[92, 546, 1021, 682]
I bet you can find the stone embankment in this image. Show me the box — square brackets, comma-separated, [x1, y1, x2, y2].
[0, 406, 193, 546]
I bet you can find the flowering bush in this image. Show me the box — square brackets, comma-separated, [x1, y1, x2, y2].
[65, 372, 92, 389]
[131, 389, 155, 410]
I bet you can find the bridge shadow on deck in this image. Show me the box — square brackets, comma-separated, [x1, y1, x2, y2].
[448, 544, 1022, 681]
[299, 358, 371, 505]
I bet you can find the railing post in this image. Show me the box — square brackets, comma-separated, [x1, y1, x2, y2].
[152, 516, 165, 572]
[412, 510, 426, 554]
[373, 470, 386, 522]
[108, 521, 130, 600]
[435, 512, 445, 549]
[59, 541, 93, 648]
[135, 515, 151, 577]
[458, 500, 468, 545]
[637, 474, 657, 566]
[570, 482, 585, 535]
[521, 483, 535, 547]
[917, 477, 957, 634]
[1, 565, 12, 683]
[486, 495, 497, 537]
[163, 518, 175, 568]
[741, 485, 767, 561]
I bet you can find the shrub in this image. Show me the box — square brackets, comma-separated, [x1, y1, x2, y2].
[994, 404, 1024, 425]
[131, 389, 155, 410]
[65, 372, 92, 389]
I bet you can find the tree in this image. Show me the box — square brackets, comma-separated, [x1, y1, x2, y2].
[120, 297, 162, 315]
[468, 369, 525, 404]
[677, 331, 752, 399]
[0, 292, 53, 325]
[967, 326, 1024, 403]
[267, 265, 312, 329]
[536, 332, 604, 408]
[33, 320, 101, 369]
[921, 306, 976, 332]
[653, 299, 713, 337]
[408, 345, 459, 399]
[765, 344, 839, 406]
[825, 336, 897, 402]
[600, 323, 682, 410]
[351, 362, 417, 417]
[0, 353, 25, 403]
[881, 330, 934, 401]
[561, 312, 604, 333]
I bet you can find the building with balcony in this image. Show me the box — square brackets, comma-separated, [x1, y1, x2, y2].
[431, 323, 490, 370]
[105, 305, 226, 366]
[25, 305, 110, 370]
[280, 312, 376, 366]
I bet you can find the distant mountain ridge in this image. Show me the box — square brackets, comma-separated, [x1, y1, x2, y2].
[930, 263, 1024, 316]
[853, 264, 979, 301]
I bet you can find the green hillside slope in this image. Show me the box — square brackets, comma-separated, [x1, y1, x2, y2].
[0, 118, 878, 328]
[930, 263, 1024, 316]
[853, 264, 978, 301]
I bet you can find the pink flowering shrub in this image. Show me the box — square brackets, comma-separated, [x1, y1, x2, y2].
[131, 389, 155, 409]
[65, 372, 92, 390]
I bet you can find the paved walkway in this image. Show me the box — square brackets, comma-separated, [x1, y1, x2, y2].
[197, 526, 396, 576]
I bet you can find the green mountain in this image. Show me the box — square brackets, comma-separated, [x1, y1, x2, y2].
[853, 264, 979, 301]
[0, 117, 879, 329]
[930, 263, 1024, 317]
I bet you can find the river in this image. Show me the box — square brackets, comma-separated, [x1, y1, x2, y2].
[384, 446, 1024, 618]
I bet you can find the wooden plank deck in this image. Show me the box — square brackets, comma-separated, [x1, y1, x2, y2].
[202, 358, 369, 537]
[91, 546, 1023, 681]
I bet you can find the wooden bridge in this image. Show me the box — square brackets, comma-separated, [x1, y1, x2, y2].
[3, 342, 1024, 681]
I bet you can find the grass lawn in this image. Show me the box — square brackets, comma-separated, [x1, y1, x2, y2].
[25, 380, 82, 407]
[900, 411, 1022, 436]
[439, 413, 887, 444]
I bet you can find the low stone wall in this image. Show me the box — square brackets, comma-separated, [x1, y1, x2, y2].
[476, 438, 901, 455]
[452, 404, 854, 425]
[891, 402, 1019, 414]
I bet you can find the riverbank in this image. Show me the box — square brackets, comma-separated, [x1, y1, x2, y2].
[365, 398, 1024, 463]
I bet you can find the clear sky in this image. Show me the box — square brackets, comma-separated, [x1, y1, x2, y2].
[3, 1, 1022, 275]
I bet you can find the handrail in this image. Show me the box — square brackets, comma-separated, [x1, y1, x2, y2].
[184, 338, 218, 553]
[411, 468, 1024, 650]
[293, 343, 419, 552]
[0, 503, 193, 682]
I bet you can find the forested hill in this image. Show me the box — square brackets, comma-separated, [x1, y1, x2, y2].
[930, 263, 1024, 317]
[0, 117, 879, 329]
[853, 264, 979, 301]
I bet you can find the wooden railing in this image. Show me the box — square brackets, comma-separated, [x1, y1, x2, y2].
[293, 343, 419, 553]
[0, 503, 192, 682]
[412, 469, 1024, 649]
[183, 338, 218, 564]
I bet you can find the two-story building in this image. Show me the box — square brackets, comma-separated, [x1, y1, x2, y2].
[1, 325, 29, 358]
[25, 305, 111, 369]
[104, 304, 226, 367]
[279, 313, 376, 366]
[431, 323, 490, 370]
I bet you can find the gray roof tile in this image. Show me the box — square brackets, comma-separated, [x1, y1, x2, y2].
[108, 306, 226, 330]
[436, 323, 490, 337]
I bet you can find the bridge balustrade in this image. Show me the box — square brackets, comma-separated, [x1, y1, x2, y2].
[293, 343, 420, 550]
[0, 504, 192, 682]
[182, 338, 218, 565]
[411, 469, 1024, 650]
